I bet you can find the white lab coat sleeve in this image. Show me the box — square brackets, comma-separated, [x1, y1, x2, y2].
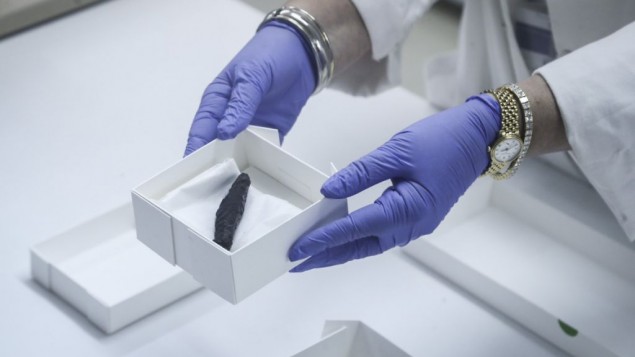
[328, 0, 436, 96]
[535, 21, 635, 241]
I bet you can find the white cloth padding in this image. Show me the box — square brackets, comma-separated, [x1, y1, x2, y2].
[157, 160, 301, 252]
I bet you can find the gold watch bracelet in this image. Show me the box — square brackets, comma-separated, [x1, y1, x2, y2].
[484, 87, 522, 179]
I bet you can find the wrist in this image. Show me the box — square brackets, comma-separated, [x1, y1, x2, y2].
[285, 0, 371, 74]
[517, 75, 570, 156]
[259, 7, 333, 93]
[258, 20, 317, 92]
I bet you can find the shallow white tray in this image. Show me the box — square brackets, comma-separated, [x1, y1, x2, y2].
[30, 204, 201, 334]
[405, 159, 635, 357]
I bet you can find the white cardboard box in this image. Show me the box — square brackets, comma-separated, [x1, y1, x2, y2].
[405, 159, 635, 357]
[30, 204, 201, 334]
[292, 320, 411, 357]
[131, 128, 348, 304]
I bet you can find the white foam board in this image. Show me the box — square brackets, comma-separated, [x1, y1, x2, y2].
[132, 128, 348, 304]
[293, 320, 411, 357]
[30, 204, 201, 334]
[405, 159, 635, 356]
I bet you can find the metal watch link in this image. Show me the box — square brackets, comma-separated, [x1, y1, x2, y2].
[484, 87, 523, 180]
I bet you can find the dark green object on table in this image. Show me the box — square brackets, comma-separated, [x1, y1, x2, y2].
[558, 319, 578, 337]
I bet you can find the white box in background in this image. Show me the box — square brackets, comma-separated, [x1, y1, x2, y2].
[405, 159, 635, 357]
[131, 128, 348, 304]
[30, 204, 201, 334]
[293, 320, 411, 357]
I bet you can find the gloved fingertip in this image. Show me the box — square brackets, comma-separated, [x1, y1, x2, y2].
[290, 259, 318, 273]
[289, 265, 307, 273]
[216, 123, 237, 140]
[183, 137, 210, 157]
[320, 175, 345, 198]
[288, 248, 305, 262]
[216, 131, 230, 140]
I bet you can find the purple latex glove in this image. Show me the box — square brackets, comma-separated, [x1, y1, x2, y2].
[288, 94, 502, 272]
[184, 21, 315, 155]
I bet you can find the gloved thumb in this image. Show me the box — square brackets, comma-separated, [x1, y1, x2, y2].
[321, 144, 402, 199]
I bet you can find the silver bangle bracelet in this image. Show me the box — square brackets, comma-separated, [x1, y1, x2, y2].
[505, 83, 534, 176]
[259, 6, 334, 94]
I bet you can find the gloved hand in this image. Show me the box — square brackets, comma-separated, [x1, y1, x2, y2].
[288, 94, 502, 272]
[184, 21, 316, 155]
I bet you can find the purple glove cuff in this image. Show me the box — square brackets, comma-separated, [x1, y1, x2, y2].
[260, 20, 318, 92]
[466, 93, 502, 146]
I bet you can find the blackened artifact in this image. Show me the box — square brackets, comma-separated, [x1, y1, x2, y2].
[214, 173, 251, 250]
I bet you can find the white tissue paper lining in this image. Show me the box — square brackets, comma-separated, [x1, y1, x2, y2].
[156, 159, 301, 252]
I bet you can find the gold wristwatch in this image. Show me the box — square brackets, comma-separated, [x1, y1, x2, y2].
[484, 87, 523, 180]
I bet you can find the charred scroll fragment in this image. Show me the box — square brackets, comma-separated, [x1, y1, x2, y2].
[214, 173, 251, 251]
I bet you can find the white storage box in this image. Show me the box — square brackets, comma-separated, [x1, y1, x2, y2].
[30, 204, 201, 334]
[131, 129, 348, 304]
[405, 159, 635, 357]
[293, 320, 410, 357]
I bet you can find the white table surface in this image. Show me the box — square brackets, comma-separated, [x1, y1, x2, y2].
[0, 0, 567, 355]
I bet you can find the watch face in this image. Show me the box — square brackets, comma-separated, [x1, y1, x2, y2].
[494, 138, 522, 162]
